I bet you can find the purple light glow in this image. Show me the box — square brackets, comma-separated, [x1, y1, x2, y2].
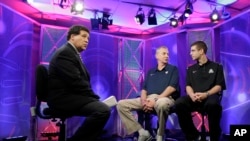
[91, 75, 110, 100]
[237, 93, 247, 102]
[0, 20, 6, 34]
[217, 0, 237, 5]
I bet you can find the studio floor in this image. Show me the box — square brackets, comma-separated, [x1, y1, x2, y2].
[99, 136, 230, 141]
[98, 130, 230, 141]
[36, 129, 230, 141]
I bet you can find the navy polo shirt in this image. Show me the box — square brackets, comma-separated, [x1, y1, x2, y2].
[142, 64, 179, 96]
[186, 60, 226, 93]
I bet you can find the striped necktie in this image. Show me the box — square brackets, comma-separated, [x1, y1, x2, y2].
[78, 53, 83, 62]
[77, 53, 88, 77]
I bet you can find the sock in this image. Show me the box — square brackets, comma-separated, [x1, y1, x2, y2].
[157, 135, 162, 138]
[157, 135, 163, 140]
[157, 129, 162, 136]
[138, 128, 147, 135]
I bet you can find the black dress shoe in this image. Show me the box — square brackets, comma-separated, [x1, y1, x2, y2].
[187, 135, 201, 141]
[66, 137, 76, 141]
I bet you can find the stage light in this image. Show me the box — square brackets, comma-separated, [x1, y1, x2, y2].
[135, 7, 145, 25]
[184, 1, 193, 18]
[90, 18, 100, 30]
[148, 8, 157, 25]
[178, 14, 187, 25]
[169, 17, 178, 27]
[71, 1, 84, 15]
[221, 7, 231, 20]
[210, 8, 220, 22]
[23, 0, 33, 4]
[101, 13, 112, 30]
[59, 0, 66, 8]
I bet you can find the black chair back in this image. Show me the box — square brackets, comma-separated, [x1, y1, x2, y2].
[35, 64, 69, 141]
[35, 64, 51, 119]
[36, 64, 49, 102]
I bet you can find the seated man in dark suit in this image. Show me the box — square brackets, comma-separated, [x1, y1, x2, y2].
[47, 25, 111, 141]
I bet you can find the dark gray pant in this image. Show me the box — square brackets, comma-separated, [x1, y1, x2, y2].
[69, 101, 111, 141]
[175, 94, 222, 141]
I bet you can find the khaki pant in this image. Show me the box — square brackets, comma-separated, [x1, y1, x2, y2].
[116, 94, 175, 136]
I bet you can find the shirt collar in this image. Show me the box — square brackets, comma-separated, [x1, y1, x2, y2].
[153, 65, 167, 72]
[68, 41, 80, 54]
[196, 59, 211, 68]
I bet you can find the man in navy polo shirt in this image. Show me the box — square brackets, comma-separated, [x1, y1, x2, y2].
[117, 46, 179, 141]
[175, 41, 226, 141]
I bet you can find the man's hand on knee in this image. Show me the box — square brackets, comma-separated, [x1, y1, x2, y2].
[142, 99, 155, 113]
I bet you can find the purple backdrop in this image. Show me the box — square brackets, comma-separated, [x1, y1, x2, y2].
[0, 3, 40, 140]
[219, 10, 250, 134]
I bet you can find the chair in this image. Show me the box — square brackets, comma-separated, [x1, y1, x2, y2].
[136, 89, 181, 140]
[137, 109, 156, 137]
[193, 93, 223, 141]
[35, 64, 71, 141]
[136, 106, 178, 140]
[192, 109, 208, 141]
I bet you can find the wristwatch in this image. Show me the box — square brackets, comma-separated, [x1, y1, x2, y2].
[206, 91, 210, 97]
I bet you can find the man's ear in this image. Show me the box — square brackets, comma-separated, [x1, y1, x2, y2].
[199, 49, 204, 55]
[70, 34, 75, 41]
[155, 53, 158, 60]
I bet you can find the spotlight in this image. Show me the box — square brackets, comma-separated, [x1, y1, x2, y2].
[178, 14, 187, 25]
[71, 1, 84, 15]
[221, 7, 231, 20]
[148, 8, 157, 25]
[101, 13, 112, 30]
[23, 0, 35, 4]
[24, 0, 33, 3]
[90, 18, 100, 30]
[169, 17, 178, 27]
[135, 7, 145, 25]
[59, 0, 66, 8]
[184, 1, 193, 18]
[210, 8, 220, 22]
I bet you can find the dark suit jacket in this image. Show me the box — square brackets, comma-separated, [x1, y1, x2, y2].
[47, 43, 99, 113]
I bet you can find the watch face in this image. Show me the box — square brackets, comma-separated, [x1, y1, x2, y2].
[206, 92, 209, 96]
